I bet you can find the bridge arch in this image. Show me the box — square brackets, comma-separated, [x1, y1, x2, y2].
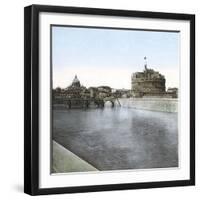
[104, 100, 115, 107]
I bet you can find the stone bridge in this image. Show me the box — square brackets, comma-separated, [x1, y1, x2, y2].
[53, 96, 121, 109]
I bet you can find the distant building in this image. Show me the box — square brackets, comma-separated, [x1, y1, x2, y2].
[113, 89, 131, 98]
[88, 87, 98, 98]
[131, 58, 166, 97]
[97, 86, 112, 98]
[64, 75, 87, 98]
[166, 87, 178, 98]
[53, 75, 114, 103]
[53, 75, 116, 108]
[53, 75, 88, 102]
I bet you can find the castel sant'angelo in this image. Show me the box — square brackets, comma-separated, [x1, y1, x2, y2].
[131, 57, 177, 98]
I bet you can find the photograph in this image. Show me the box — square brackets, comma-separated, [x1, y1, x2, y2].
[24, 5, 195, 195]
[51, 25, 179, 174]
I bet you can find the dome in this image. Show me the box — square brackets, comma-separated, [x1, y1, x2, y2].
[72, 75, 79, 83]
[71, 75, 81, 87]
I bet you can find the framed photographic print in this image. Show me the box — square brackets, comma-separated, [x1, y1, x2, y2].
[24, 4, 195, 195]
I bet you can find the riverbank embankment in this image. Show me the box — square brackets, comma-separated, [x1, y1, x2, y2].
[118, 97, 178, 112]
[52, 141, 98, 173]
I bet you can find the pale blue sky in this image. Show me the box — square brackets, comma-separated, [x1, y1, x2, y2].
[52, 26, 179, 89]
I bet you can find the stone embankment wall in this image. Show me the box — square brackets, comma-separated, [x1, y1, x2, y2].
[52, 141, 98, 173]
[118, 97, 178, 113]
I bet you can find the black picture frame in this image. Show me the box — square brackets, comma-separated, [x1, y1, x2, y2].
[24, 4, 195, 196]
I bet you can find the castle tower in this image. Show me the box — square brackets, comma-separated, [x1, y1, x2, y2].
[131, 58, 166, 97]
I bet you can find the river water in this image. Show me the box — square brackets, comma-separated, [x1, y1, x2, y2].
[53, 106, 178, 171]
